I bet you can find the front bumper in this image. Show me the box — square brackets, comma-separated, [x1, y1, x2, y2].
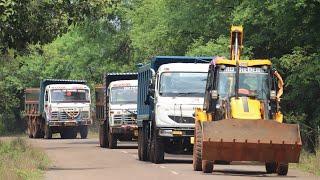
[48, 119, 92, 127]
[110, 125, 138, 136]
[158, 127, 194, 137]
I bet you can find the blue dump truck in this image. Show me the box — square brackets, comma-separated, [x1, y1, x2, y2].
[137, 56, 211, 163]
[24, 79, 92, 139]
[97, 73, 138, 149]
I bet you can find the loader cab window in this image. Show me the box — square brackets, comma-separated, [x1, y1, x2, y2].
[218, 67, 269, 100]
[159, 72, 207, 97]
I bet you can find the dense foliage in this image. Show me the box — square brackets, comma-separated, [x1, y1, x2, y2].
[0, 0, 319, 152]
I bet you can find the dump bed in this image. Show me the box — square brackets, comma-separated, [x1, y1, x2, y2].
[137, 56, 212, 125]
[25, 88, 40, 116]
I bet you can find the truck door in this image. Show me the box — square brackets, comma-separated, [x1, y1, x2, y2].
[44, 90, 49, 118]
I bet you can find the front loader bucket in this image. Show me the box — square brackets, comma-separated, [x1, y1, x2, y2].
[201, 119, 302, 163]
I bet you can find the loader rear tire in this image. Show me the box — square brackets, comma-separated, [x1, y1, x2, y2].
[202, 160, 213, 173]
[99, 123, 108, 148]
[265, 162, 277, 173]
[277, 163, 288, 176]
[193, 121, 202, 171]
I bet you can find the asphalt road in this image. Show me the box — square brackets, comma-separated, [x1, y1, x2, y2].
[27, 138, 316, 180]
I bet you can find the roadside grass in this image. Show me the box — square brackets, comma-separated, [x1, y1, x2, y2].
[291, 148, 320, 176]
[0, 138, 50, 180]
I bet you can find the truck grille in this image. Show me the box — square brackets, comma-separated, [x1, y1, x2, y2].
[168, 115, 195, 124]
[113, 115, 136, 125]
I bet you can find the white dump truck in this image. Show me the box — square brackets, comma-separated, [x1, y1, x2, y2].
[97, 73, 138, 148]
[137, 56, 211, 163]
[24, 79, 92, 139]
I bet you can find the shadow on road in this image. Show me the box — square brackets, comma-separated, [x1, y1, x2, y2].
[212, 170, 296, 178]
[48, 166, 106, 171]
[164, 159, 193, 164]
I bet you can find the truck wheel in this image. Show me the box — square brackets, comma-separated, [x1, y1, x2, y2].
[44, 124, 52, 139]
[108, 130, 117, 149]
[138, 121, 149, 161]
[80, 126, 88, 139]
[193, 121, 202, 171]
[277, 163, 288, 176]
[27, 119, 33, 138]
[265, 162, 277, 173]
[70, 128, 78, 139]
[32, 123, 42, 138]
[99, 123, 108, 148]
[150, 127, 164, 164]
[202, 160, 213, 173]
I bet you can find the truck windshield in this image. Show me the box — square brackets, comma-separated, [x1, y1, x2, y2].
[218, 67, 269, 100]
[51, 89, 90, 103]
[159, 72, 207, 97]
[110, 86, 137, 104]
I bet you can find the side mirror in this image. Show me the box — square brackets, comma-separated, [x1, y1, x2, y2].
[210, 90, 218, 100]
[270, 90, 276, 100]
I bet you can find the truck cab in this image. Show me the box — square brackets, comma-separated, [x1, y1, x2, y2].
[154, 63, 208, 131]
[137, 56, 211, 163]
[108, 80, 138, 138]
[44, 84, 91, 126]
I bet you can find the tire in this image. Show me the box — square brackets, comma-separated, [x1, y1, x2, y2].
[150, 126, 164, 164]
[193, 121, 202, 171]
[265, 162, 277, 173]
[99, 123, 108, 148]
[80, 126, 88, 139]
[108, 130, 117, 149]
[27, 119, 33, 138]
[277, 163, 288, 176]
[44, 124, 52, 139]
[202, 160, 213, 173]
[32, 122, 42, 138]
[138, 124, 149, 161]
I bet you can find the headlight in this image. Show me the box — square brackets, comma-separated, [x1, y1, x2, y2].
[81, 111, 89, 119]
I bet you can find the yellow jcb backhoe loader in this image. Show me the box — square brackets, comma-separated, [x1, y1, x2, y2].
[193, 26, 302, 175]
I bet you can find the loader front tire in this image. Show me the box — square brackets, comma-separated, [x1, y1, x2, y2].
[277, 163, 288, 176]
[265, 162, 277, 173]
[193, 121, 202, 171]
[202, 160, 213, 173]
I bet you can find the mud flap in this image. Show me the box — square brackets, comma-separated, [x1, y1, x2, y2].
[201, 119, 302, 163]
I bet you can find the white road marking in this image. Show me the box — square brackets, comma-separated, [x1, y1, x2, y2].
[160, 165, 166, 169]
[121, 150, 128, 154]
[170, 170, 179, 175]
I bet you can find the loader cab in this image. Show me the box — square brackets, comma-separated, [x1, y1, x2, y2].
[204, 60, 277, 121]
